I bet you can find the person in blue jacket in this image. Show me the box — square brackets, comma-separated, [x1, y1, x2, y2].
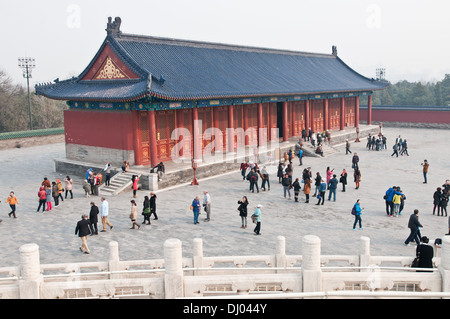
[298, 148, 304, 166]
[352, 199, 363, 230]
[192, 196, 201, 224]
[384, 186, 403, 216]
[315, 179, 327, 205]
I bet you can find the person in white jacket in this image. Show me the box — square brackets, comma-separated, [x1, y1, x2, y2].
[100, 197, 113, 232]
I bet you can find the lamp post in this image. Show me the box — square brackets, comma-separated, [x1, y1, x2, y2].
[191, 158, 199, 186]
[355, 127, 360, 142]
[18, 57, 35, 131]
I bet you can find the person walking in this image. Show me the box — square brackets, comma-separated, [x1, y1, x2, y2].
[391, 143, 399, 157]
[316, 179, 327, 205]
[248, 168, 259, 193]
[260, 166, 270, 191]
[132, 175, 139, 198]
[340, 169, 348, 192]
[293, 178, 301, 202]
[345, 139, 352, 154]
[354, 167, 362, 189]
[192, 196, 201, 224]
[298, 148, 304, 166]
[100, 197, 113, 232]
[129, 200, 141, 230]
[404, 209, 423, 246]
[303, 177, 311, 203]
[203, 191, 211, 222]
[352, 153, 359, 169]
[421, 160, 429, 184]
[75, 214, 91, 254]
[64, 176, 73, 199]
[6, 191, 19, 218]
[313, 172, 321, 197]
[104, 162, 112, 186]
[150, 192, 158, 220]
[328, 174, 339, 201]
[352, 199, 363, 230]
[142, 196, 152, 225]
[440, 190, 448, 217]
[238, 196, 249, 229]
[51, 182, 59, 207]
[282, 174, 292, 200]
[253, 204, 262, 235]
[433, 187, 442, 216]
[83, 180, 91, 198]
[326, 167, 334, 189]
[415, 236, 434, 272]
[45, 186, 52, 211]
[37, 186, 47, 213]
[89, 202, 99, 235]
[393, 191, 402, 217]
[56, 179, 64, 203]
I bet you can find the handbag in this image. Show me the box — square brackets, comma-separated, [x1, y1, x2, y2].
[190, 205, 194, 211]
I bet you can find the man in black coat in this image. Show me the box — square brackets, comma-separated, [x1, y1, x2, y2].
[89, 202, 99, 235]
[150, 192, 158, 220]
[75, 214, 91, 254]
[415, 236, 434, 272]
[404, 209, 423, 246]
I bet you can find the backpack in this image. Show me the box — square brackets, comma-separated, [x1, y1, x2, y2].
[96, 174, 103, 185]
[351, 205, 356, 215]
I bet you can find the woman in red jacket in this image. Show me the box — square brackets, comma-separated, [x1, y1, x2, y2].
[37, 186, 47, 213]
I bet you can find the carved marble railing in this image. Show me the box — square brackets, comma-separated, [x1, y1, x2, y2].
[0, 235, 448, 299]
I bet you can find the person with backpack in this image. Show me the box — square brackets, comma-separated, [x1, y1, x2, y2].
[316, 179, 327, 205]
[352, 199, 363, 230]
[248, 168, 259, 193]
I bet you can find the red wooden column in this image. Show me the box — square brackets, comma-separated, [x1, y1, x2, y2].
[339, 97, 345, 130]
[243, 105, 249, 146]
[305, 100, 311, 137]
[367, 95, 373, 125]
[227, 105, 234, 152]
[269, 103, 275, 141]
[192, 107, 201, 161]
[282, 101, 288, 142]
[148, 110, 158, 167]
[132, 110, 143, 166]
[324, 99, 329, 131]
[257, 103, 264, 146]
[355, 96, 360, 128]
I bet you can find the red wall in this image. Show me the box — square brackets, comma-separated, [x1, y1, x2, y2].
[64, 109, 134, 150]
[360, 109, 450, 124]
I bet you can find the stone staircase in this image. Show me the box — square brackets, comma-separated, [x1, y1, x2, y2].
[302, 141, 340, 158]
[99, 171, 138, 196]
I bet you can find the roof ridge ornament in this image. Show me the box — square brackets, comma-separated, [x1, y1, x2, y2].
[106, 17, 122, 37]
[332, 45, 338, 57]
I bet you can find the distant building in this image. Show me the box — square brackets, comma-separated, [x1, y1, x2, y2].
[36, 17, 387, 167]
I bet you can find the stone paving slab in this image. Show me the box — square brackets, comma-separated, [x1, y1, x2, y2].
[0, 127, 449, 268]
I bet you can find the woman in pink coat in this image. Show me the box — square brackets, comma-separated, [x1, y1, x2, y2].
[132, 175, 139, 198]
[326, 167, 334, 189]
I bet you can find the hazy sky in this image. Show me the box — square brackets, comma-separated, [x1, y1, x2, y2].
[1, 0, 450, 88]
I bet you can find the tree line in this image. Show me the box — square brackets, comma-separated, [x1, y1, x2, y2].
[0, 69, 68, 133]
[366, 74, 450, 107]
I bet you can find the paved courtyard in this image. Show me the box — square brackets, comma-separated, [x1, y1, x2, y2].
[0, 127, 449, 268]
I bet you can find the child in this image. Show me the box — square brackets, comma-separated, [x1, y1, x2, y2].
[83, 180, 91, 198]
[6, 191, 19, 218]
[46, 186, 52, 211]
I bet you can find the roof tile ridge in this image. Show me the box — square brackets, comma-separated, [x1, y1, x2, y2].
[118, 32, 334, 58]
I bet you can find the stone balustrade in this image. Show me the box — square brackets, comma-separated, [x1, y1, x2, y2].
[0, 235, 448, 299]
